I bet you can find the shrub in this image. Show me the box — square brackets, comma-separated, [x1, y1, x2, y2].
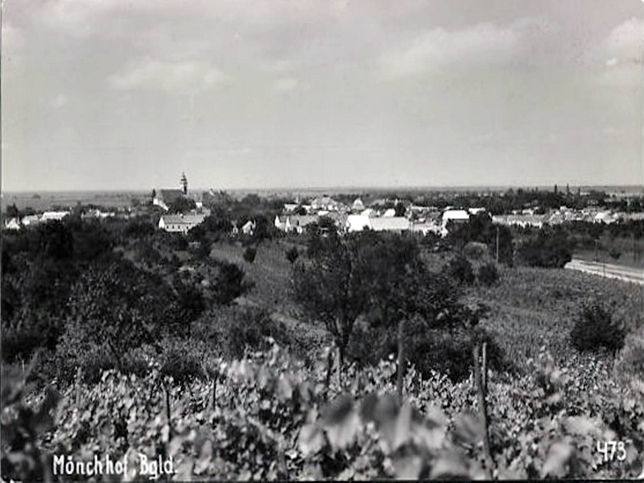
[157, 337, 207, 384]
[285, 246, 299, 264]
[444, 255, 475, 285]
[347, 320, 507, 382]
[570, 302, 626, 353]
[618, 325, 644, 380]
[478, 262, 500, 286]
[197, 306, 292, 359]
[211, 261, 249, 305]
[609, 248, 621, 260]
[463, 241, 488, 260]
[517, 226, 573, 268]
[243, 246, 257, 263]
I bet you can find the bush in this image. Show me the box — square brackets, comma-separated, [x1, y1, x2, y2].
[609, 248, 621, 260]
[211, 261, 249, 305]
[197, 306, 292, 360]
[347, 320, 508, 382]
[618, 325, 644, 380]
[285, 246, 299, 264]
[158, 337, 208, 384]
[517, 226, 573, 268]
[463, 241, 488, 260]
[478, 262, 500, 286]
[570, 302, 626, 354]
[243, 246, 257, 263]
[444, 255, 475, 285]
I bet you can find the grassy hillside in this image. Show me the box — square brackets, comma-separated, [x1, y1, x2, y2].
[471, 266, 642, 364]
[212, 240, 643, 371]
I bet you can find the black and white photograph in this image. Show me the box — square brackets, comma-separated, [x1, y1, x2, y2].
[1, 0, 643, 480]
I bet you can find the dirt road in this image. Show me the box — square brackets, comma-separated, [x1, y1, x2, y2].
[565, 259, 644, 285]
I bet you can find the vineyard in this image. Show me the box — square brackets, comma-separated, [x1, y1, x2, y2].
[3, 333, 643, 480]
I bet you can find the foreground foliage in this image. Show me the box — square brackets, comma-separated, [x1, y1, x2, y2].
[3, 342, 643, 481]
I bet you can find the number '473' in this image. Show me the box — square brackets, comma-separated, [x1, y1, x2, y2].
[596, 441, 626, 463]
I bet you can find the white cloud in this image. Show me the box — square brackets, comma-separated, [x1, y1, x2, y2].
[380, 22, 522, 78]
[107, 59, 228, 91]
[50, 94, 68, 109]
[273, 77, 298, 92]
[378, 17, 569, 79]
[603, 18, 644, 65]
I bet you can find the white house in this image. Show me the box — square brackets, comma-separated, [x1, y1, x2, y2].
[347, 214, 372, 232]
[241, 220, 256, 235]
[370, 217, 410, 232]
[440, 210, 470, 236]
[21, 214, 42, 227]
[4, 218, 21, 230]
[159, 213, 206, 233]
[351, 198, 365, 212]
[310, 196, 347, 212]
[41, 211, 70, 222]
[492, 214, 545, 229]
[274, 215, 318, 234]
[346, 215, 410, 233]
[594, 211, 617, 224]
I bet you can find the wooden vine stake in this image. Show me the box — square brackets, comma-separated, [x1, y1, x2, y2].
[212, 372, 218, 411]
[396, 320, 405, 402]
[473, 341, 494, 475]
[324, 347, 333, 393]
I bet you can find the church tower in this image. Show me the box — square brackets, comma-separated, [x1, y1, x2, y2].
[180, 172, 188, 195]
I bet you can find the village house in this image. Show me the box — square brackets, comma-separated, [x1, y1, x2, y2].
[310, 196, 348, 213]
[351, 198, 365, 213]
[492, 214, 545, 229]
[158, 213, 207, 234]
[346, 214, 410, 233]
[4, 218, 21, 230]
[21, 214, 42, 227]
[440, 209, 470, 236]
[81, 209, 116, 220]
[274, 214, 319, 234]
[241, 220, 256, 235]
[41, 211, 70, 222]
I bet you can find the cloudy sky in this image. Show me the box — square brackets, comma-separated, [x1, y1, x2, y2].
[2, 0, 643, 191]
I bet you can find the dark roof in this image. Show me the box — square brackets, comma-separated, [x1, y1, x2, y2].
[158, 189, 185, 204]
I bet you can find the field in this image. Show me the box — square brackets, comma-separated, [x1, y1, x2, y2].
[1, 190, 149, 211]
[211, 239, 643, 368]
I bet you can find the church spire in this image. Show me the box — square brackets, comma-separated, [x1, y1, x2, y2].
[180, 172, 188, 195]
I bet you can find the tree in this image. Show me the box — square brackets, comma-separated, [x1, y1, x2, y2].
[243, 246, 257, 263]
[151, 188, 157, 199]
[446, 213, 513, 265]
[60, 260, 182, 374]
[6, 203, 19, 218]
[285, 246, 299, 264]
[517, 226, 574, 268]
[292, 234, 371, 376]
[212, 261, 249, 305]
[394, 202, 406, 217]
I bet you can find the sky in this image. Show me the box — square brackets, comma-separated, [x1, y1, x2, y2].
[2, 0, 643, 191]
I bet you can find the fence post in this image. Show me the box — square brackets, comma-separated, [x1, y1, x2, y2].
[473, 342, 493, 475]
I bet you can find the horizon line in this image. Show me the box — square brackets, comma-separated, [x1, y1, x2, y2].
[2, 183, 644, 194]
